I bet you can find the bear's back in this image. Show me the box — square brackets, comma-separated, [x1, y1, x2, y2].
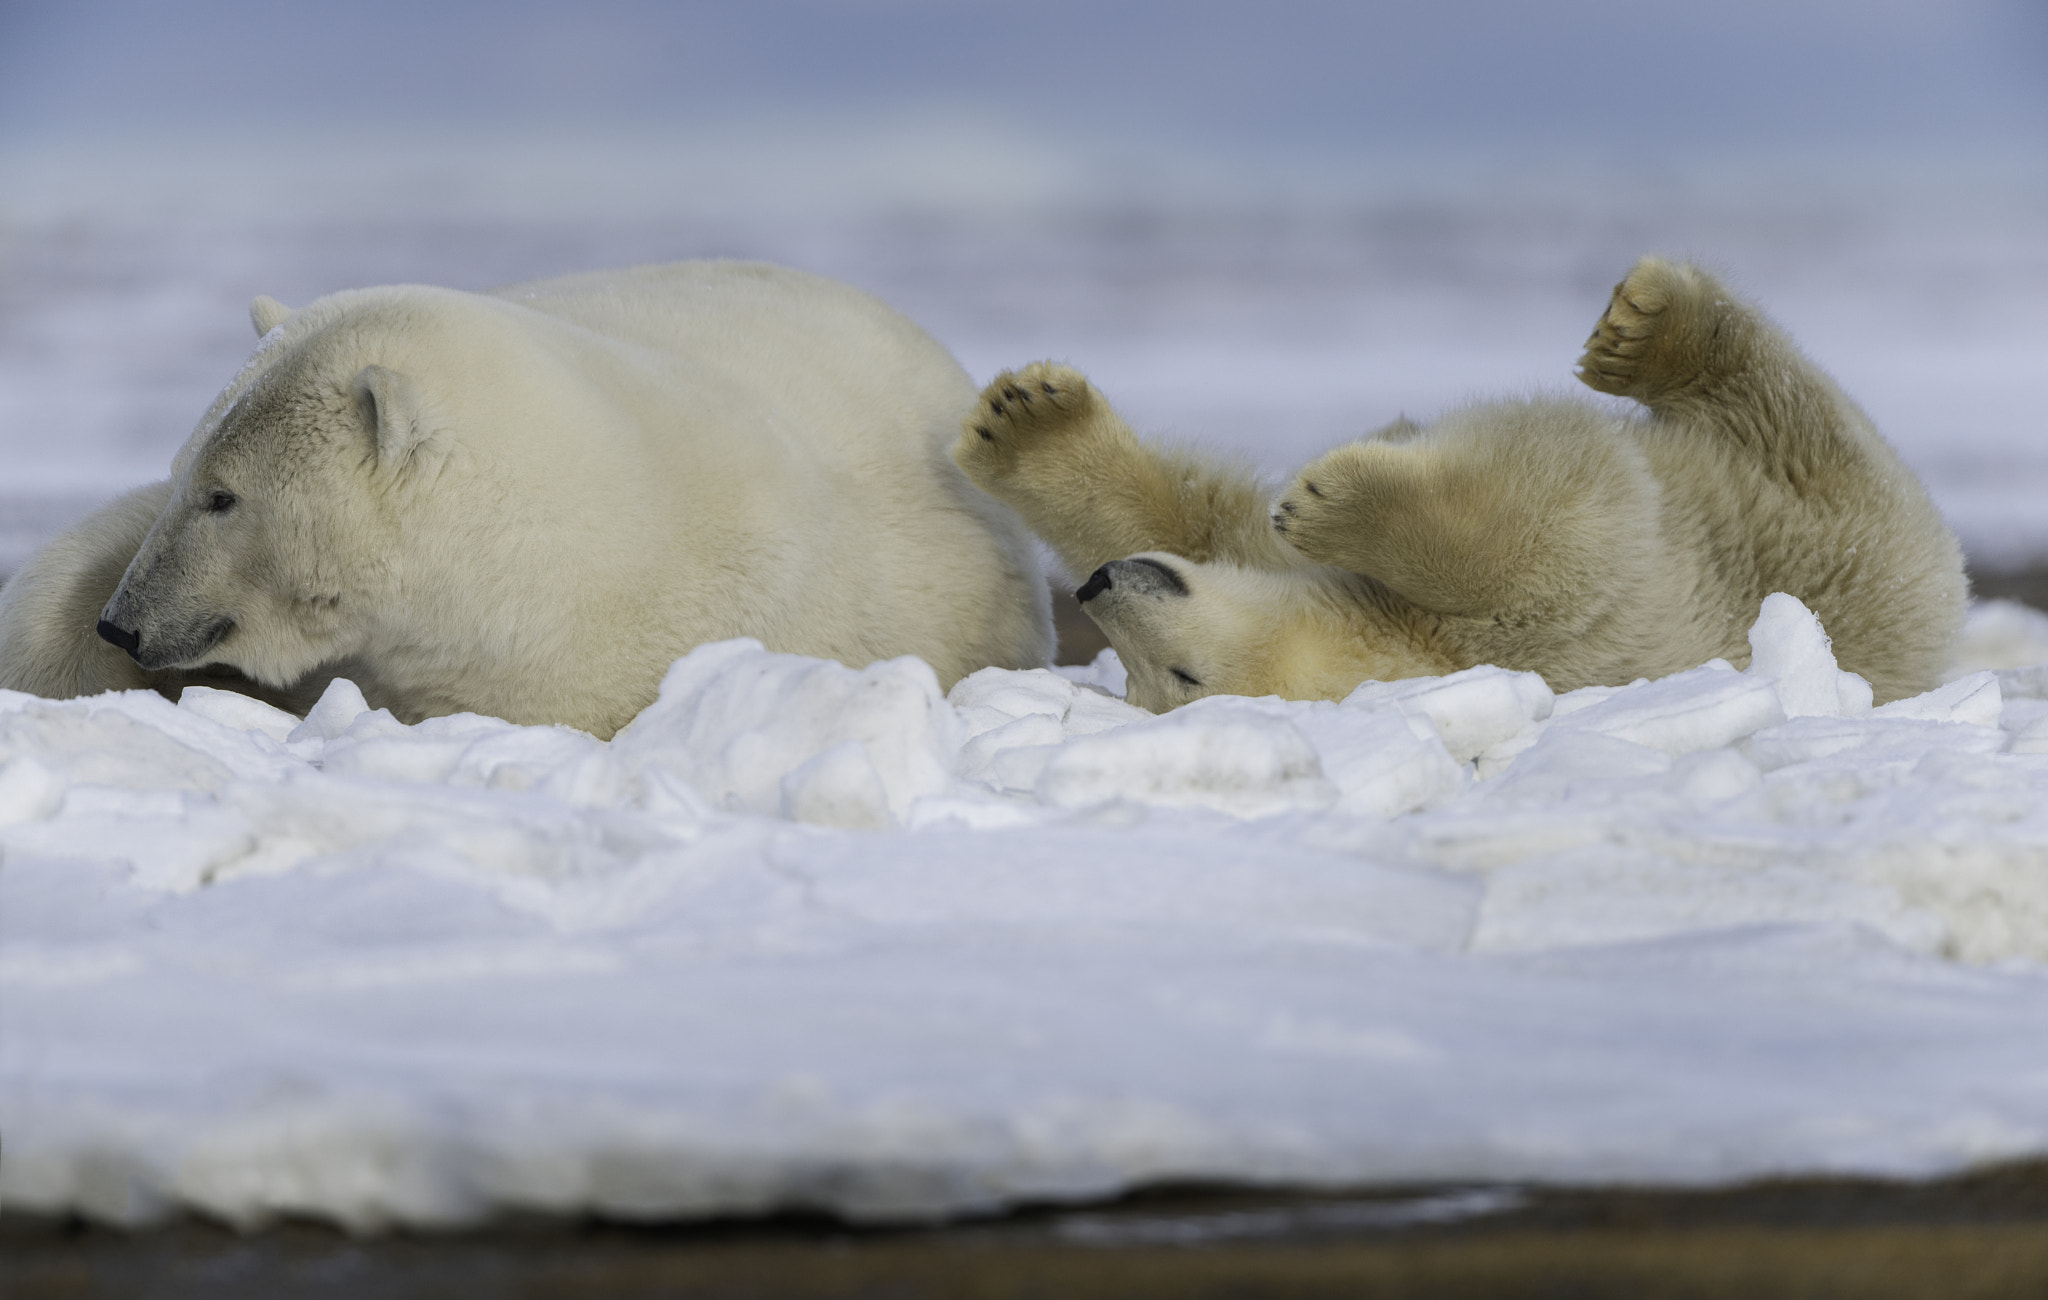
[478, 260, 1047, 700]
[489, 260, 974, 463]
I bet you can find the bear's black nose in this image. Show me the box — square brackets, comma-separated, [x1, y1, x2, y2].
[96, 619, 142, 654]
[1076, 566, 1113, 603]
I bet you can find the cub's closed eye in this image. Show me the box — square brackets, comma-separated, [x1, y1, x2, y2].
[206, 491, 238, 513]
[1171, 668, 1201, 687]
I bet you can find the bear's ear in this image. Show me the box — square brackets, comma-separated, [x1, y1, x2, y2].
[351, 365, 429, 470]
[249, 295, 293, 337]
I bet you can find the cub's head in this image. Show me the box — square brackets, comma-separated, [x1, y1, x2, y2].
[1075, 553, 1450, 712]
[97, 294, 456, 687]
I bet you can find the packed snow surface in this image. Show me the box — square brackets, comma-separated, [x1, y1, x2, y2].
[9, 595, 2048, 1231]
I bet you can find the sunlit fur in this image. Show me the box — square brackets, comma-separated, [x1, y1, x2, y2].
[955, 257, 1965, 709]
[1, 261, 1052, 735]
[1085, 557, 1457, 712]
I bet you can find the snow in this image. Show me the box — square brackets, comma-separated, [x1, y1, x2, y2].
[10, 594, 2048, 1231]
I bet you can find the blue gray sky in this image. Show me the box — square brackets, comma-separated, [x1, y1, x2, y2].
[4, 1, 2042, 180]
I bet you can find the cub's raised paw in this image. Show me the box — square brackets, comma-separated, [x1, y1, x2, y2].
[1271, 444, 1374, 568]
[952, 361, 1099, 479]
[1576, 257, 1726, 402]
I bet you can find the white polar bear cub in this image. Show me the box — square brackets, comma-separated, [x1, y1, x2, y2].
[954, 257, 1964, 713]
[0, 261, 1051, 737]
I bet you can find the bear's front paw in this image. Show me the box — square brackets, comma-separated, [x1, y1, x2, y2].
[1576, 256, 1724, 401]
[953, 361, 1100, 476]
[1271, 446, 1372, 568]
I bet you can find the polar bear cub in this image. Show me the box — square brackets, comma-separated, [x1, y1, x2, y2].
[0, 261, 1051, 736]
[954, 257, 1964, 712]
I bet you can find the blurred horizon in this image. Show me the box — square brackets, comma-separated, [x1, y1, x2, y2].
[3, 0, 2044, 219]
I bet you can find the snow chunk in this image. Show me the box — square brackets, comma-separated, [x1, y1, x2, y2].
[615, 639, 964, 825]
[780, 740, 896, 831]
[1291, 707, 1467, 817]
[949, 665, 1148, 744]
[1344, 665, 1553, 763]
[1036, 701, 1337, 818]
[1051, 647, 1128, 697]
[177, 685, 303, 743]
[288, 677, 380, 743]
[1481, 727, 1672, 806]
[1876, 672, 2003, 728]
[1748, 716, 2005, 772]
[0, 699, 240, 793]
[1544, 662, 1785, 755]
[957, 712, 1064, 787]
[1747, 592, 1873, 718]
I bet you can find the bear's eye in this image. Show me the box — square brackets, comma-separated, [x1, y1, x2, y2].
[206, 490, 238, 514]
[1170, 668, 1202, 687]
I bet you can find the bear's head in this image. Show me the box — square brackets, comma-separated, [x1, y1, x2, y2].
[1075, 553, 1453, 712]
[96, 290, 503, 689]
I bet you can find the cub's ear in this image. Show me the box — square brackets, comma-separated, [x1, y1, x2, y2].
[249, 295, 293, 336]
[351, 365, 429, 470]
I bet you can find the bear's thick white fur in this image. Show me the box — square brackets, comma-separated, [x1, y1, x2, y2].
[0, 261, 1050, 736]
[954, 257, 1965, 713]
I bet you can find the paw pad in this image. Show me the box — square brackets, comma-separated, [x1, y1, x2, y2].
[1576, 257, 1715, 398]
[957, 360, 1097, 460]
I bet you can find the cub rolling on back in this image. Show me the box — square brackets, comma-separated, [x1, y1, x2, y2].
[954, 257, 1965, 712]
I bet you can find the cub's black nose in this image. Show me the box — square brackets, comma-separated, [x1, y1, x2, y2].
[1076, 566, 1113, 603]
[97, 619, 141, 654]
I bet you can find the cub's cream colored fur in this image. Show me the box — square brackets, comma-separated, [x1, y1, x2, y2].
[955, 257, 1964, 713]
[0, 261, 1050, 736]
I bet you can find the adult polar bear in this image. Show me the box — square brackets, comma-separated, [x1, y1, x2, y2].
[0, 261, 1051, 737]
[956, 257, 1964, 713]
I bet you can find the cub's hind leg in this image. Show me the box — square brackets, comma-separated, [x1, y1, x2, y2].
[1577, 256, 1872, 495]
[1581, 256, 1963, 701]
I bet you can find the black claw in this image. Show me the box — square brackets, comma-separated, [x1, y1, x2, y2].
[1041, 382, 1056, 395]
[990, 400, 1005, 416]
[1271, 516, 1288, 532]
[1304, 482, 1323, 497]
[1279, 500, 1296, 514]
[976, 426, 993, 442]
